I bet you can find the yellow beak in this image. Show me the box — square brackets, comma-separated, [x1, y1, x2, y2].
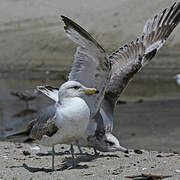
[83, 88, 98, 94]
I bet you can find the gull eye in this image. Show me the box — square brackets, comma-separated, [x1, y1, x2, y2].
[73, 86, 80, 90]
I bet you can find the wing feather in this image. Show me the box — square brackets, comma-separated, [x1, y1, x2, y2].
[37, 85, 59, 102]
[106, 2, 180, 105]
[61, 16, 111, 117]
[4, 105, 57, 142]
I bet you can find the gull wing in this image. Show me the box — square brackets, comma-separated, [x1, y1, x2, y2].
[61, 16, 111, 118]
[106, 2, 180, 105]
[29, 105, 58, 140]
[5, 105, 57, 142]
[100, 2, 180, 130]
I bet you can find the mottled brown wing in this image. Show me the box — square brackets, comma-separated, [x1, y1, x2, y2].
[106, 2, 180, 105]
[61, 16, 111, 118]
[4, 105, 57, 142]
[28, 105, 58, 140]
[29, 116, 58, 140]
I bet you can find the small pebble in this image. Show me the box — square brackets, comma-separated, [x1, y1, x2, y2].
[173, 151, 179, 154]
[156, 154, 163, 157]
[23, 150, 31, 156]
[124, 150, 129, 154]
[30, 146, 40, 151]
[134, 149, 143, 154]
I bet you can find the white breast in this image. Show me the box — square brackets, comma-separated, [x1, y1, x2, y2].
[55, 97, 90, 144]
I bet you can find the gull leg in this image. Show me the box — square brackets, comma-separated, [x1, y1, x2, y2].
[70, 144, 76, 168]
[76, 140, 83, 154]
[52, 146, 55, 171]
[93, 147, 99, 156]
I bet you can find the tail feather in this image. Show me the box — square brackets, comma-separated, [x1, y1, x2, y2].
[4, 131, 30, 143]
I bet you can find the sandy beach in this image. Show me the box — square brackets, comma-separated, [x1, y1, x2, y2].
[0, 0, 180, 179]
[1, 141, 180, 180]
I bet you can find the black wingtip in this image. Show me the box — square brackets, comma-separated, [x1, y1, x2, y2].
[60, 15, 106, 52]
[44, 86, 59, 91]
[60, 15, 73, 26]
[60, 15, 67, 22]
[60, 15, 69, 28]
[60, 15, 66, 19]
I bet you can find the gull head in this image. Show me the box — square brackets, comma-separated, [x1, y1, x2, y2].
[93, 131, 127, 152]
[59, 81, 98, 99]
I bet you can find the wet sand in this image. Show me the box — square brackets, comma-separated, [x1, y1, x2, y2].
[114, 99, 180, 152]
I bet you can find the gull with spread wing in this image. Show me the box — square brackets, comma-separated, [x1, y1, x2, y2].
[38, 2, 180, 154]
[6, 16, 111, 170]
[85, 1, 180, 153]
[5, 2, 180, 166]
[81, 2, 180, 153]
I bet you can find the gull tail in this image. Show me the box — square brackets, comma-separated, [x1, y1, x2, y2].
[3, 119, 37, 143]
[105, 2, 180, 105]
[4, 131, 33, 143]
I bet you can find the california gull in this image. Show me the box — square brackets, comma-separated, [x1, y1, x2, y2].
[39, 87, 126, 154]
[82, 1, 180, 153]
[36, 2, 180, 155]
[87, 1, 180, 153]
[5, 2, 180, 165]
[6, 15, 111, 170]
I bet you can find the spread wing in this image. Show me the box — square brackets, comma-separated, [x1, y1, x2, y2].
[106, 2, 180, 105]
[99, 2, 180, 130]
[61, 16, 111, 118]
